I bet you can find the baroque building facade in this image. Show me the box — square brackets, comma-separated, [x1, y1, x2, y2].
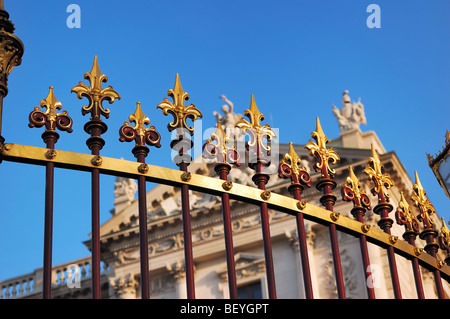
[1, 93, 449, 299]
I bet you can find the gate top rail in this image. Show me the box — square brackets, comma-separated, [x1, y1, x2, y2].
[2, 141, 450, 281]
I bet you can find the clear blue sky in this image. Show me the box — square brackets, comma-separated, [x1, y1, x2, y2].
[0, 0, 448, 281]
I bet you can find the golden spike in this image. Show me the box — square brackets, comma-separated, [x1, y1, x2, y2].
[40, 86, 63, 123]
[235, 94, 276, 155]
[342, 165, 371, 210]
[305, 117, 340, 178]
[157, 73, 203, 134]
[128, 102, 151, 139]
[364, 144, 393, 202]
[29, 86, 73, 134]
[203, 120, 240, 165]
[396, 191, 419, 234]
[279, 142, 311, 186]
[285, 142, 307, 178]
[346, 166, 363, 199]
[71, 56, 121, 120]
[412, 170, 436, 229]
[119, 102, 161, 148]
[209, 121, 229, 162]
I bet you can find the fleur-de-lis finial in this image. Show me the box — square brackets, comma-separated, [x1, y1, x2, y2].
[412, 170, 436, 230]
[29, 86, 73, 135]
[395, 191, 420, 235]
[279, 142, 311, 187]
[71, 56, 121, 121]
[203, 120, 240, 165]
[342, 166, 371, 210]
[305, 117, 340, 179]
[157, 73, 203, 135]
[235, 94, 277, 165]
[119, 102, 161, 150]
[364, 144, 393, 203]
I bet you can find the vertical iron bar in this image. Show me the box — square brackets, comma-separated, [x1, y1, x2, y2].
[217, 166, 238, 299]
[137, 176, 150, 298]
[137, 153, 150, 299]
[89, 126, 102, 299]
[404, 236, 425, 299]
[376, 207, 402, 299]
[320, 181, 346, 299]
[179, 161, 196, 299]
[353, 213, 375, 299]
[255, 162, 277, 299]
[42, 138, 55, 299]
[421, 232, 445, 299]
[91, 165, 101, 299]
[137, 175, 150, 298]
[292, 189, 314, 299]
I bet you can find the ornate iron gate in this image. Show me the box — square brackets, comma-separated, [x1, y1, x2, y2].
[0, 5, 449, 299]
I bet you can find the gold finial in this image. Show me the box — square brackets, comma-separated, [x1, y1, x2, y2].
[345, 166, 364, 199]
[235, 94, 276, 161]
[395, 191, 419, 234]
[29, 86, 73, 134]
[342, 166, 371, 210]
[305, 117, 340, 178]
[364, 144, 393, 202]
[157, 73, 203, 135]
[41, 86, 63, 121]
[285, 142, 307, 177]
[119, 102, 161, 149]
[278, 142, 311, 187]
[208, 121, 229, 161]
[203, 120, 240, 165]
[129, 102, 151, 139]
[412, 170, 436, 229]
[71, 56, 121, 120]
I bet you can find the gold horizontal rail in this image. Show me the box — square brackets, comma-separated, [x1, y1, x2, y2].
[1, 142, 449, 280]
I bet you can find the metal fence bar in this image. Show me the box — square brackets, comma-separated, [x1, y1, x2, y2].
[305, 117, 346, 299]
[341, 166, 375, 299]
[28, 86, 73, 299]
[203, 122, 241, 299]
[119, 102, 162, 299]
[254, 162, 277, 299]
[235, 95, 278, 299]
[71, 56, 121, 299]
[395, 191, 425, 298]
[278, 142, 314, 299]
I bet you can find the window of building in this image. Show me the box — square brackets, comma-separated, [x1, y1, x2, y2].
[237, 281, 262, 299]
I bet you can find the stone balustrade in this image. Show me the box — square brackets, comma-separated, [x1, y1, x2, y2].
[0, 256, 109, 299]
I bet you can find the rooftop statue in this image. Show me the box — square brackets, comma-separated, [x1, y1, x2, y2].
[213, 95, 244, 141]
[332, 90, 367, 132]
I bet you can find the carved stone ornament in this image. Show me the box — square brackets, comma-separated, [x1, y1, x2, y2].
[332, 90, 367, 132]
[109, 273, 138, 299]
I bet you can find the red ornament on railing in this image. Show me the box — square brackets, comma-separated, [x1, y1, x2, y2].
[29, 86, 73, 147]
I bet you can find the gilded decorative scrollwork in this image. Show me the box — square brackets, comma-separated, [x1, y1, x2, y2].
[119, 102, 161, 150]
[235, 94, 276, 166]
[342, 166, 371, 210]
[28, 86, 73, 135]
[71, 56, 121, 121]
[279, 142, 311, 187]
[305, 117, 340, 179]
[157, 73, 203, 135]
[412, 171, 436, 231]
[395, 191, 420, 235]
[364, 144, 393, 203]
